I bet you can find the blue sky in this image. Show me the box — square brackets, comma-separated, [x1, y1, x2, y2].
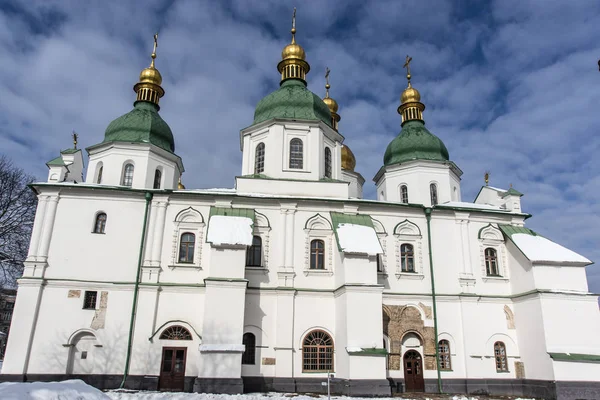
[0, 0, 599, 293]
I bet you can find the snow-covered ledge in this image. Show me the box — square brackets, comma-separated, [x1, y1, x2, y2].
[199, 344, 245, 353]
[395, 271, 425, 280]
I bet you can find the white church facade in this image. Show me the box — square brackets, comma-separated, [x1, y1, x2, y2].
[2, 17, 600, 400]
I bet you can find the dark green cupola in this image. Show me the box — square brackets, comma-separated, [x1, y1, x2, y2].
[102, 34, 175, 153]
[384, 57, 449, 166]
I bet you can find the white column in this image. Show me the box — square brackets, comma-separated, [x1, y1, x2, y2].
[150, 200, 168, 266]
[279, 208, 287, 268]
[284, 204, 297, 268]
[38, 194, 59, 262]
[26, 195, 48, 260]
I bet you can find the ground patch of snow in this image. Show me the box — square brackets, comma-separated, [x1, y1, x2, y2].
[512, 233, 591, 264]
[336, 223, 383, 255]
[0, 379, 109, 400]
[207, 216, 253, 246]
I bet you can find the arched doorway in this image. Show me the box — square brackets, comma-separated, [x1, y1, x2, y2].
[158, 325, 192, 392]
[403, 350, 424, 392]
[67, 331, 97, 375]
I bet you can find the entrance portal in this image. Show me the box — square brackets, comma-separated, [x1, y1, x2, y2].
[403, 350, 424, 392]
[159, 347, 187, 391]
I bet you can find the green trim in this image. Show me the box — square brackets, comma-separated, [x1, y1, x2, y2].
[347, 347, 388, 356]
[548, 352, 600, 363]
[477, 223, 501, 239]
[393, 219, 422, 236]
[425, 208, 443, 394]
[121, 192, 153, 388]
[499, 224, 537, 238]
[46, 156, 66, 167]
[304, 213, 333, 230]
[209, 207, 256, 219]
[60, 148, 79, 154]
[148, 319, 202, 341]
[504, 187, 523, 197]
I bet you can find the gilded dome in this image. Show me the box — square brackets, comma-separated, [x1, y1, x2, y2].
[282, 42, 306, 61]
[139, 66, 162, 86]
[401, 86, 421, 104]
[341, 144, 356, 171]
[322, 96, 338, 113]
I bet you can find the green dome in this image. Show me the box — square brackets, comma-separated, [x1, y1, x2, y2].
[384, 120, 449, 166]
[103, 101, 175, 153]
[253, 79, 332, 127]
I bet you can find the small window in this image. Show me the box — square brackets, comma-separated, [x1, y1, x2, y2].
[178, 233, 195, 263]
[97, 166, 103, 184]
[122, 163, 134, 187]
[430, 183, 438, 206]
[159, 325, 192, 340]
[81, 351, 88, 359]
[494, 341, 508, 372]
[400, 185, 408, 204]
[153, 169, 162, 189]
[246, 236, 262, 267]
[255, 143, 265, 174]
[485, 248, 499, 276]
[242, 332, 256, 365]
[310, 239, 325, 270]
[83, 291, 97, 310]
[93, 213, 107, 234]
[324, 147, 332, 178]
[289, 138, 303, 169]
[302, 330, 334, 372]
[376, 255, 383, 273]
[438, 340, 452, 370]
[400, 243, 415, 272]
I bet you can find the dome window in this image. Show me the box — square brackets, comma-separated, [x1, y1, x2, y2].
[400, 185, 408, 204]
[289, 138, 303, 169]
[430, 183, 438, 206]
[324, 147, 332, 178]
[255, 143, 265, 174]
[153, 169, 162, 189]
[122, 163, 134, 187]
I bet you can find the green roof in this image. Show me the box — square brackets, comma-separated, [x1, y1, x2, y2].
[60, 148, 79, 154]
[504, 187, 524, 197]
[383, 120, 449, 166]
[499, 224, 537, 238]
[253, 79, 332, 127]
[330, 212, 375, 252]
[548, 352, 600, 363]
[46, 156, 66, 167]
[209, 207, 255, 220]
[103, 101, 175, 153]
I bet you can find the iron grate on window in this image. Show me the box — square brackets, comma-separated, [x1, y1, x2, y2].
[160, 325, 192, 340]
[83, 291, 97, 310]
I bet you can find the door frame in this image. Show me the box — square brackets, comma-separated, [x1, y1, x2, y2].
[403, 349, 424, 392]
[158, 346, 187, 392]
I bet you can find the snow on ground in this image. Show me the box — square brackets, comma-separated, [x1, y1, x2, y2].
[336, 223, 383, 255]
[0, 379, 110, 400]
[512, 233, 591, 264]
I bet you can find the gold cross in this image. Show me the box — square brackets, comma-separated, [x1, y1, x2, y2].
[292, 7, 296, 30]
[325, 67, 330, 85]
[403, 55, 412, 77]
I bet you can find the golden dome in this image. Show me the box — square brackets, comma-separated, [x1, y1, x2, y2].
[277, 8, 310, 82]
[139, 66, 162, 86]
[282, 42, 306, 61]
[341, 144, 356, 171]
[323, 96, 338, 113]
[178, 177, 185, 190]
[400, 85, 421, 104]
[397, 55, 425, 124]
[133, 34, 165, 107]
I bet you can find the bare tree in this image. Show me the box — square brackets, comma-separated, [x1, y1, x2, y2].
[0, 155, 37, 288]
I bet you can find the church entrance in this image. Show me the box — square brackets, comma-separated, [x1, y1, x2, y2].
[403, 350, 424, 392]
[159, 347, 187, 391]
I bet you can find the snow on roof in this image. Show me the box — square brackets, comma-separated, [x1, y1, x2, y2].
[0, 379, 109, 400]
[486, 186, 506, 193]
[511, 233, 591, 264]
[336, 223, 383, 255]
[207, 215, 253, 246]
[438, 201, 505, 211]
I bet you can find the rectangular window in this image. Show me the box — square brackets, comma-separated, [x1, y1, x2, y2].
[83, 291, 98, 310]
[5, 302, 14, 310]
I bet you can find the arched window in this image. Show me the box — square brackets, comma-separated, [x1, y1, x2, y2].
[400, 243, 414, 272]
[289, 138, 303, 169]
[438, 340, 451, 370]
[246, 236, 262, 267]
[310, 239, 325, 270]
[178, 233, 195, 263]
[494, 341, 508, 372]
[159, 325, 192, 340]
[485, 248, 499, 276]
[255, 143, 265, 174]
[153, 169, 162, 189]
[400, 185, 408, 203]
[324, 147, 332, 178]
[122, 163, 134, 187]
[96, 166, 103, 184]
[302, 330, 334, 372]
[242, 333, 256, 365]
[430, 183, 438, 206]
[93, 213, 107, 234]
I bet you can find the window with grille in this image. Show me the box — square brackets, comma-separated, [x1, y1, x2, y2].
[94, 213, 107, 234]
[485, 248, 499, 276]
[324, 147, 332, 178]
[438, 340, 452, 370]
[159, 325, 192, 340]
[401, 243, 415, 272]
[246, 236, 262, 267]
[153, 169, 162, 189]
[289, 138, 303, 169]
[178, 233, 195, 263]
[122, 163, 134, 187]
[83, 291, 97, 310]
[242, 332, 256, 365]
[400, 185, 408, 203]
[430, 183, 438, 206]
[255, 143, 265, 174]
[494, 341, 508, 372]
[302, 330, 334, 372]
[310, 240, 325, 270]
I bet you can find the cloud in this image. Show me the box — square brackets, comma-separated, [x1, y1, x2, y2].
[0, 0, 599, 293]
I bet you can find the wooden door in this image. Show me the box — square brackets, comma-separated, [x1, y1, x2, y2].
[159, 347, 187, 391]
[403, 350, 424, 392]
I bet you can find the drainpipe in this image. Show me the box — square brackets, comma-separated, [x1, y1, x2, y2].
[120, 192, 153, 388]
[424, 207, 442, 393]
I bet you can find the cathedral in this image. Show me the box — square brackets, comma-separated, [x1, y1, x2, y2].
[1, 13, 600, 400]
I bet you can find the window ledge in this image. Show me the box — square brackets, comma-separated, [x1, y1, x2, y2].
[245, 266, 269, 274]
[395, 272, 425, 280]
[304, 269, 333, 277]
[377, 271, 389, 278]
[168, 264, 202, 270]
[482, 276, 509, 282]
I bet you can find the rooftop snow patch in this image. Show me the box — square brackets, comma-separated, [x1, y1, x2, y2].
[0, 379, 109, 400]
[439, 201, 505, 211]
[511, 233, 591, 264]
[207, 216, 253, 246]
[336, 223, 383, 255]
